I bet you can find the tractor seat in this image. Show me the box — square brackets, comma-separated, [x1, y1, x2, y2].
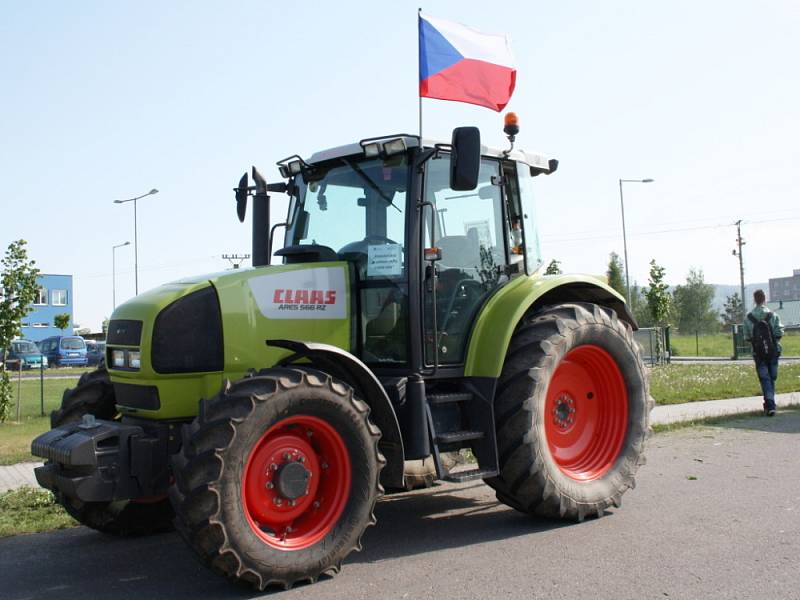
[437, 232, 481, 271]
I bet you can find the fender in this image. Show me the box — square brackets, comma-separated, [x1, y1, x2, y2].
[267, 339, 405, 489]
[464, 274, 637, 379]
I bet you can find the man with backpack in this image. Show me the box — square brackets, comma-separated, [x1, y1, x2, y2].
[743, 289, 784, 416]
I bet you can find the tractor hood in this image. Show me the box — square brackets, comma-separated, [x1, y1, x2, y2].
[107, 262, 352, 419]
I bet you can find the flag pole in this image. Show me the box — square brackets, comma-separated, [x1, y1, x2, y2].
[418, 7, 423, 140]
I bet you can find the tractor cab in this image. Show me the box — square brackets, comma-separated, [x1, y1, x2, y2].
[239, 122, 558, 373]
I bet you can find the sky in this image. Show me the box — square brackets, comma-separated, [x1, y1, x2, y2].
[1, 1, 799, 330]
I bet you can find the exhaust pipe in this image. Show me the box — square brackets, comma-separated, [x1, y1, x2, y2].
[251, 166, 270, 267]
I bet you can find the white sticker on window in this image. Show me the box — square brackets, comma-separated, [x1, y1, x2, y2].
[367, 244, 403, 277]
[247, 266, 347, 320]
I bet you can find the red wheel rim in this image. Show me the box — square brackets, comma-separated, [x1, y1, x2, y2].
[242, 415, 351, 550]
[544, 345, 628, 481]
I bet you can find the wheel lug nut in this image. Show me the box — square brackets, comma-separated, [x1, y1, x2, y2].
[306, 431, 313, 437]
[313, 501, 320, 508]
[266, 482, 274, 489]
[298, 456, 305, 463]
[270, 463, 278, 471]
[321, 463, 328, 470]
[283, 452, 291, 461]
[286, 526, 293, 533]
[273, 497, 282, 505]
[288, 500, 296, 507]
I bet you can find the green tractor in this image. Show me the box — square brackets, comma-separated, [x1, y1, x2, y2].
[32, 119, 651, 590]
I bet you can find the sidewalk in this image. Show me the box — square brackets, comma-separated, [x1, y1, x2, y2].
[0, 462, 42, 493]
[651, 391, 800, 425]
[2, 392, 799, 494]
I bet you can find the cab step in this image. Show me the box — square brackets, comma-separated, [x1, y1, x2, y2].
[435, 430, 484, 445]
[427, 392, 473, 406]
[444, 468, 498, 483]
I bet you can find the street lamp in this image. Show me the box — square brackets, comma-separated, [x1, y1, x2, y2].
[113, 188, 159, 295]
[112, 241, 131, 309]
[618, 178, 654, 306]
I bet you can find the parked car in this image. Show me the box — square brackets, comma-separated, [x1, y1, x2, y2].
[85, 341, 106, 366]
[0, 339, 49, 370]
[38, 336, 88, 367]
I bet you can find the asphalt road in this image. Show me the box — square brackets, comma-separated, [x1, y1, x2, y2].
[2, 411, 799, 600]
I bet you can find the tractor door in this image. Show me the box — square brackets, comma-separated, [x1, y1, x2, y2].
[421, 155, 518, 365]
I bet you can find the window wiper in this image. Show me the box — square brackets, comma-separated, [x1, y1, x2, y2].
[342, 158, 402, 213]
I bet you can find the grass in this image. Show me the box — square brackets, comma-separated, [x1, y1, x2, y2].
[12, 365, 92, 379]
[0, 486, 76, 537]
[650, 363, 800, 404]
[0, 376, 78, 465]
[670, 330, 800, 357]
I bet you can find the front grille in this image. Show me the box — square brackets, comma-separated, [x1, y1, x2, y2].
[114, 382, 161, 410]
[151, 286, 223, 374]
[107, 320, 143, 346]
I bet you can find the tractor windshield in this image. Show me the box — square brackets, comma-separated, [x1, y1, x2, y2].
[286, 154, 408, 277]
[285, 153, 411, 366]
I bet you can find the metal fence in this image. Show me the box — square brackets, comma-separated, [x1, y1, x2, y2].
[731, 324, 751, 359]
[634, 326, 670, 366]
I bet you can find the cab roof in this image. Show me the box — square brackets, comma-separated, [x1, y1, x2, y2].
[305, 134, 555, 173]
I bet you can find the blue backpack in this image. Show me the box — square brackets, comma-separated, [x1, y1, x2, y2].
[748, 312, 777, 361]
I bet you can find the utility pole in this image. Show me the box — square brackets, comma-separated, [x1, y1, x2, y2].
[732, 220, 746, 321]
[223, 253, 250, 269]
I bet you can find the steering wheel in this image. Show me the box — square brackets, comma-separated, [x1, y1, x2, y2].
[338, 236, 402, 278]
[363, 235, 398, 246]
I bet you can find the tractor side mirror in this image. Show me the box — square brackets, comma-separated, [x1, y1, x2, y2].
[449, 126, 481, 191]
[235, 172, 248, 223]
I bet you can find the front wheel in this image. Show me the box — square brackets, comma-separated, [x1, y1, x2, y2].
[169, 368, 384, 590]
[487, 303, 652, 521]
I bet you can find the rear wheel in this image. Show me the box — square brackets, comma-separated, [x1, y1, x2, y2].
[169, 368, 384, 590]
[50, 366, 174, 535]
[487, 303, 652, 520]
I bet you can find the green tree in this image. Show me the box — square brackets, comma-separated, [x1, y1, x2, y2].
[54, 313, 71, 332]
[673, 268, 719, 335]
[644, 260, 671, 326]
[544, 259, 562, 275]
[629, 283, 651, 327]
[606, 252, 626, 297]
[720, 293, 743, 331]
[0, 240, 40, 421]
[643, 260, 671, 361]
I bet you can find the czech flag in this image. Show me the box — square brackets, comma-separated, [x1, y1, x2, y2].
[419, 12, 516, 112]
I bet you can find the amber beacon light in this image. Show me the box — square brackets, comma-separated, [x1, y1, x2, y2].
[503, 112, 520, 137]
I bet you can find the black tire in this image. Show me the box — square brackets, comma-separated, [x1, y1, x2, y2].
[169, 368, 384, 591]
[50, 366, 174, 535]
[50, 366, 116, 427]
[486, 303, 652, 521]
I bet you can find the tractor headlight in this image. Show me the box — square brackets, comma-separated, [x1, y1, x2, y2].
[112, 350, 126, 368]
[110, 348, 141, 370]
[382, 138, 407, 156]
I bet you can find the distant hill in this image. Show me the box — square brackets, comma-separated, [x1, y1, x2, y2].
[710, 283, 767, 312]
[655, 283, 766, 314]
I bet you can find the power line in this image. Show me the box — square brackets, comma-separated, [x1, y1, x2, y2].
[543, 215, 800, 245]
